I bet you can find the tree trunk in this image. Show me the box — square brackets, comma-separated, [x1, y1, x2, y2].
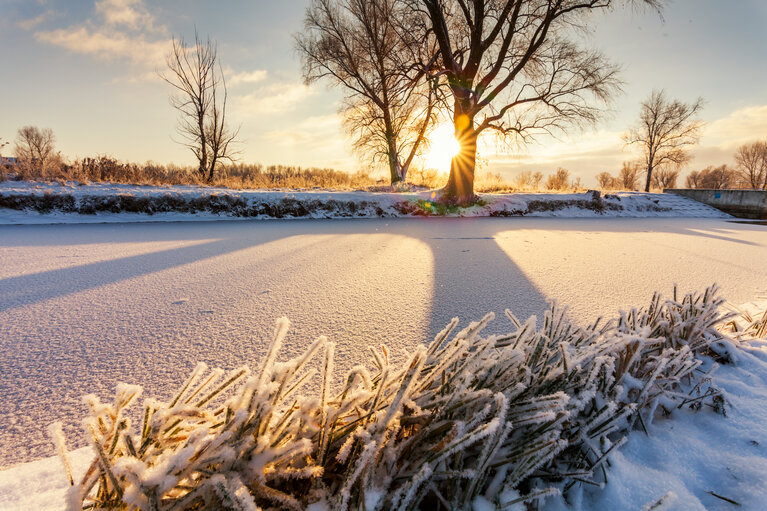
[383, 110, 402, 185]
[441, 114, 477, 205]
[644, 164, 652, 192]
[387, 145, 402, 185]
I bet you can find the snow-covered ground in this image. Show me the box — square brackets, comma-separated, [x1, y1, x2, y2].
[0, 216, 765, 509]
[3, 331, 766, 511]
[0, 180, 730, 222]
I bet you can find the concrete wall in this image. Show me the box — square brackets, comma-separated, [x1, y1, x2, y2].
[665, 189, 767, 219]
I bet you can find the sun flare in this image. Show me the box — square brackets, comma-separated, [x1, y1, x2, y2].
[425, 124, 461, 172]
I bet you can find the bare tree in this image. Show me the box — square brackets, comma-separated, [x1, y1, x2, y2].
[695, 165, 736, 189]
[618, 161, 641, 190]
[624, 89, 704, 192]
[409, 0, 659, 204]
[513, 170, 543, 190]
[685, 170, 702, 189]
[161, 32, 239, 182]
[596, 171, 615, 190]
[545, 167, 570, 190]
[14, 126, 56, 174]
[650, 167, 679, 190]
[297, 0, 435, 185]
[734, 140, 767, 190]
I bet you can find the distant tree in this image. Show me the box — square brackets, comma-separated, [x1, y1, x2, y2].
[596, 171, 615, 190]
[513, 170, 543, 190]
[685, 170, 701, 188]
[546, 168, 570, 191]
[697, 165, 736, 189]
[161, 32, 239, 182]
[618, 161, 641, 190]
[624, 90, 704, 192]
[297, 0, 435, 185]
[734, 140, 767, 190]
[650, 167, 680, 190]
[14, 126, 56, 173]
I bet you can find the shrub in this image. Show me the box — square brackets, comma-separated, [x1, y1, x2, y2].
[545, 168, 570, 190]
[53, 286, 736, 510]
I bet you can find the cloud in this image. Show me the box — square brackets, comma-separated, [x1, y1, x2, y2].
[701, 105, 767, 150]
[259, 114, 357, 170]
[263, 114, 342, 146]
[229, 69, 268, 86]
[17, 11, 55, 31]
[30, 0, 169, 69]
[36, 26, 168, 68]
[233, 82, 317, 115]
[94, 0, 156, 31]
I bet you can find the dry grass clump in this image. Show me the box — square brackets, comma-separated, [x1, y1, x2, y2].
[51, 285, 740, 510]
[5, 157, 378, 190]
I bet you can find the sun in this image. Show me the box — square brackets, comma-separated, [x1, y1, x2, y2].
[425, 124, 461, 172]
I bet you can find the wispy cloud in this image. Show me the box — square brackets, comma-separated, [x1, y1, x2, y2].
[17, 10, 56, 31]
[261, 113, 356, 170]
[233, 82, 316, 115]
[228, 69, 268, 87]
[30, 0, 169, 69]
[36, 27, 168, 68]
[264, 114, 342, 147]
[701, 105, 767, 149]
[94, 0, 156, 31]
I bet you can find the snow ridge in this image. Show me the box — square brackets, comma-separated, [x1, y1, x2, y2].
[0, 181, 730, 224]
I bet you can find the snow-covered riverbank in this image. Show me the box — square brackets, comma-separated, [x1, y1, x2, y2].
[0, 180, 729, 223]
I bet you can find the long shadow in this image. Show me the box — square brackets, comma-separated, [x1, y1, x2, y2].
[0, 222, 314, 313]
[2, 215, 757, 467]
[422, 220, 549, 339]
[361, 218, 550, 340]
[524, 217, 765, 246]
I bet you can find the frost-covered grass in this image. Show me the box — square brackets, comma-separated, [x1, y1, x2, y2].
[52, 285, 743, 510]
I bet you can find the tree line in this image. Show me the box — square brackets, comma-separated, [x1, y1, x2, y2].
[4, 1, 766, 196]
[596, 139, 767, 192]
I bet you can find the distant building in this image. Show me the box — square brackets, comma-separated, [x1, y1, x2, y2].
[0, 156, 18, 166]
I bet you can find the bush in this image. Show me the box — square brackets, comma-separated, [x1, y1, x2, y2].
[53, 286, 737, 510]
[7, 156, 379, 191]
[545, 168, 570, 190]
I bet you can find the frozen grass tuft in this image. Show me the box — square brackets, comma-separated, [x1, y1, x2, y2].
[53, 285, 747, 510]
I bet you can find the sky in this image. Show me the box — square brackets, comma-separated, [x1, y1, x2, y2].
[1, 0, 767, 186]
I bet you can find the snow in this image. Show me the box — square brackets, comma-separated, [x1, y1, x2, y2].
[0, 214, 765, 509]
[547, 325, 767, 511]
[0, 180, 730, 223]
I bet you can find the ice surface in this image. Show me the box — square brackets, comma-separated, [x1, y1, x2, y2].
[0, 216, 765, 509]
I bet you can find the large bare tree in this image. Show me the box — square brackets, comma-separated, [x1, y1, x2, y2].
[297, 0, 436, 185]
[411, 0, 653, 204]
[624, 89, 704, 192]
[14, 126, 56, 174]
[734, 140, 767, 190]
[161, 32, 239, 182]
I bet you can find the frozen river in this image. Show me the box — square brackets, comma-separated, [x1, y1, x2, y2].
[1, 217, 765, 467]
